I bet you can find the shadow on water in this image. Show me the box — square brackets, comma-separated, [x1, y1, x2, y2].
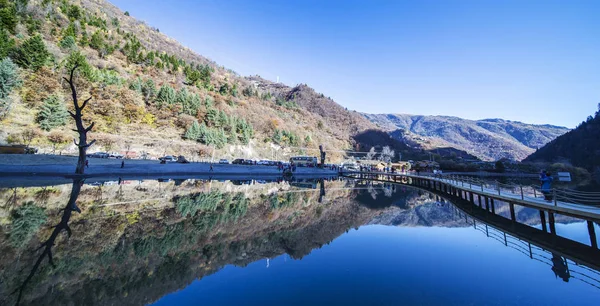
[1, 175, 600, 305]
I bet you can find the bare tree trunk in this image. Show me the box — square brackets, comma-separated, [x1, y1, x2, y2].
[64, 65, 96, 175]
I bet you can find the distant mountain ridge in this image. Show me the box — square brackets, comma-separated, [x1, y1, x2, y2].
[362, 113, 570, 161]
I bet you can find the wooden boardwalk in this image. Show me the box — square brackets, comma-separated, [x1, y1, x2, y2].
[342, 171, 600, 222]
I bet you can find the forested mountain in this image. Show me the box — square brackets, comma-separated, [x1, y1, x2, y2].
[363, 113, 569, 161]
[0, 0, 379, 161]
[524, 106, 600, 173]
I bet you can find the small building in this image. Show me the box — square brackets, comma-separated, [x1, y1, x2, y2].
[357, 160, 387, 171]
[391, 162, 411, 171]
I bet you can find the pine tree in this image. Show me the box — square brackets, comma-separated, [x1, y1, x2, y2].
[0, 0, 17, 34]
[205, 108, 218, 126]
[37, 95, 68, 131]
[273, 129, 282, 144]
[216, 110, 228, 127]
[63, 22, 77, 38]
[184, 120, 201, 140]
[0, 29, 14, 58]
[156, 85, 176, 107]
[176, 87, 190, 107]
[0, 57, 18, 118]
[89, 30, 105, 51]
[0, 57, 20, 99]
[185, 93, 201, 116]
[59, 35, 76, 49]
[13, 35, 50, 70]
[129, 77, 143, 92]
[141, 79, 156, 104]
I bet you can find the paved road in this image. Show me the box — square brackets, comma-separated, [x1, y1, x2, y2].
[0, 160, 337, 177]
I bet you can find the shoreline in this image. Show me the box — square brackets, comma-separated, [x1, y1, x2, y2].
[0, 163, 337, 177]
[0, 155, 338, 187]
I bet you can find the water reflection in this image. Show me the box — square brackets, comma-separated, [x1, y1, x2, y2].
[0, 176, 598, 305]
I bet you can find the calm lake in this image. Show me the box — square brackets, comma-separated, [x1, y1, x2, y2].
[0, 177, 598, 305]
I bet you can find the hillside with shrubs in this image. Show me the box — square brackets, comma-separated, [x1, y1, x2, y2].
[524, 105, 600, 175]
[0, 0, 378, 161]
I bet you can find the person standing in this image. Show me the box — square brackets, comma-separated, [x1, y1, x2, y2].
[540, 171, 554, 201]
[121, 160, 125, 168]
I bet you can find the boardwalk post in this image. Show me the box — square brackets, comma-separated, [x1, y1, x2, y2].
[490, 198, 495, 214]
[534, 189, 537, 198]
[553, 190, 557, 206]
[520, 186, 524, 200]
[588, 221, 598, 249]
[528, 243, 532, 258]
[485, 197, 489, 211]
[478, 195, 482, 208]
[548, 212, 556, 235]
[539, 211, 547, 232]
[509, 202, 516, 221]
[470, 192, 474, 203]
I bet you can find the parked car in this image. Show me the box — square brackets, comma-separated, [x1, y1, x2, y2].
[108, 153, 124, 159]
[257, 160, 271, 165]
[232, 158, 245, 165]
[88, 152, 109, 158]
[159, 155, 177, 162]
[218, 159, 230, 164]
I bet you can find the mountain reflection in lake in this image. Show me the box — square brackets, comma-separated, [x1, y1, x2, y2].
[0, 177, 598, 305]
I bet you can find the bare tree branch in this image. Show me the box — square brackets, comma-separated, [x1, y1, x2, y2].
[81, 97, 92, 110]
[83, 139, 96, 148]
[85, 122, 95, 132]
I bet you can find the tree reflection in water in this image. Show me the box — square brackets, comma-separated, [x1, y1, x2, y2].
[2, 177, 599, 305]
[12, 179, 83, 306]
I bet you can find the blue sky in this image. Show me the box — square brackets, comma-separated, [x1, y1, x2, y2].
[111, 0, 600, 128]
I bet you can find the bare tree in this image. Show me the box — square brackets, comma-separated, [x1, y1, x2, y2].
[380, 146, 395, 163]
[64, 65, 95, 174]
[366, 147, 376, 160]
